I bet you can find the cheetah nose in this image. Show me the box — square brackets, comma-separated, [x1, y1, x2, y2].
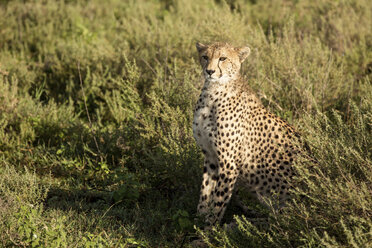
[206, 69, 215, 76]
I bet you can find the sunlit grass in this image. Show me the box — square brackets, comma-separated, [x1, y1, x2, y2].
[0, 0, 371, 247]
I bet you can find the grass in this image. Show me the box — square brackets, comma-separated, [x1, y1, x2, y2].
[0, 0, 371, 247]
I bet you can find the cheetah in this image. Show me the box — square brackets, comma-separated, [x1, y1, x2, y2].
[193, 42, 301, 226]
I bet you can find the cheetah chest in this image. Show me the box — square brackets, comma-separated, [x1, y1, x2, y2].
[193, 95, 216, 153]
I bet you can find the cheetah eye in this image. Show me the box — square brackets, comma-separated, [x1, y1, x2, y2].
[202, 55, 208, 60]
[219, 57, 227, 61]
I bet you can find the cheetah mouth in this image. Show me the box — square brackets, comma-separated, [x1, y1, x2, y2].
[207, 75, 218, 79]
[206, 75, 227, 82]
[205, 73, 222, 79]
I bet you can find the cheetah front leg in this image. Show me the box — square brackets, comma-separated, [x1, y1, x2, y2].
[207, 160, 240, 225]
[197, 157, 219, 218]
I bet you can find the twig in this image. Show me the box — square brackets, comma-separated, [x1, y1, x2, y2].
[98, 200, 123, 226]
[140, 58, 157, 76]
[179, 231, 188, 248]
[77, 62, 103, 162]
[257, 92, 283, 112]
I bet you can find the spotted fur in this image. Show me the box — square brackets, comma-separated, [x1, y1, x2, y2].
[193, 42, 300, 226]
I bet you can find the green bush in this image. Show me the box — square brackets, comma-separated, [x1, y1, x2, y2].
[0, 0, 371, 246]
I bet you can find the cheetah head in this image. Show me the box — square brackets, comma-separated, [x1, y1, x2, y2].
[196, 42, 250, 83]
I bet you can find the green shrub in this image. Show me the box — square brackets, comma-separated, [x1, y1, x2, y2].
[0, 0, 371, 246]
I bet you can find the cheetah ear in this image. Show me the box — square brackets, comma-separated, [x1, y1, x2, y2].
[196, 42, 208, 53]
[235, 46, 251, 62]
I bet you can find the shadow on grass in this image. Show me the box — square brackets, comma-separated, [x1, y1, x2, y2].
[42, 146, 203, 246]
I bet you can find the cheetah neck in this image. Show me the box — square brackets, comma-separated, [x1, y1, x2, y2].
[201, 76, 262, 106]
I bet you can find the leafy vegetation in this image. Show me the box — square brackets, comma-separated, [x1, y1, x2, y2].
[0, 0, 371, 247]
